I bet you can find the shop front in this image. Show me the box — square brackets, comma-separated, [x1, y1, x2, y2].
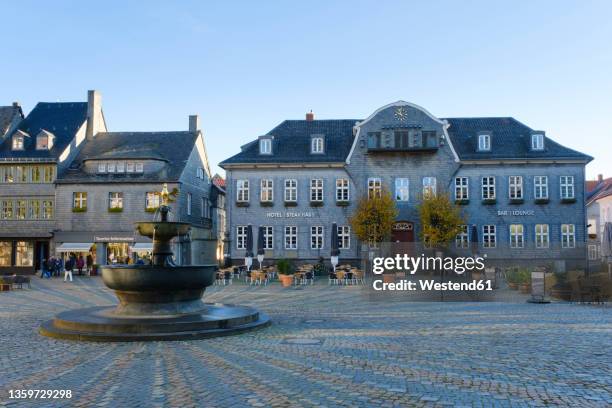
[0, 234, 51, 275]
[53, 232, 152, 266]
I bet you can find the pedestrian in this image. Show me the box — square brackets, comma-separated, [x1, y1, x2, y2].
[64, 257, 73, 282]
[77, 255, 85, 276]
[86, 253, 93, 274]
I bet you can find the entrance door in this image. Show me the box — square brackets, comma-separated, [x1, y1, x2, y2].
[34, 241, 49, 272]
[391, 222, 414, 243]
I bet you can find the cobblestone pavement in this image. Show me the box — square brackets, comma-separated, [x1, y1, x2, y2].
[0, 277, 610, 408]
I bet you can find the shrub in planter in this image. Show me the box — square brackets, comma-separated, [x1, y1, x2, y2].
[72, 207, 87, 213]
[518, 268, 531, 293]
[108, 207, 123, 213]
[550, 271, 572, 300]
[276, 258, 294, 287]
[506, 269, 519, 289]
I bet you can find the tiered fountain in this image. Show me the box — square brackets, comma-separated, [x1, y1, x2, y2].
[40, 185, 269, 341]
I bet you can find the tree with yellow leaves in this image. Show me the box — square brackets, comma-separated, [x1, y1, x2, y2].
[349, 189, 398, 246]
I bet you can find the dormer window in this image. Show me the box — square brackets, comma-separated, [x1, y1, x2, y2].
[311, 136, 324, 154]
[259, 138, 272, 155]
[478, 134, 491, 151]
[107, 162, 116, 173]
[98, 162, 106, 173]
[531, 133, 544, 150]
[35, 130, 54, 150]
[135, 163, 144, 173]
[12, 132, 26, 150]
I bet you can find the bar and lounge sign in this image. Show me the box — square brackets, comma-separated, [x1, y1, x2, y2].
[497, 210, 535, 216]
[266, 211, 314, 218]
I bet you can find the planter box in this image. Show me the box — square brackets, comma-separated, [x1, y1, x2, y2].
[560, 198, 576, 204]
[260, 201, 274, 207]
[310, 201, 324, 207]
[481, 199, 496, 205]
[509, 198, 524, 205]
[236, 201, 250, 208]
[336, 201, 350, 207]
[72, 207, 87, 213]
[534, 198, 549, 204]
[507, 282, 519, 290]
[284, 201, 298, 207]
[455, 199, 469, 205]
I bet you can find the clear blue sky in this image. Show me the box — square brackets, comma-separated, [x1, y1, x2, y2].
[2, 1, 611, 179]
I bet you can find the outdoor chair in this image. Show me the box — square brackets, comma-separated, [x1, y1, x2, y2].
[232, 267, 240, 279]
[328, 272, 338, 285]
[215, 272, 224, 285]
[302, 271, 314, 285]
[13, 275, 31, 289]
[344, 272, 355, 285]
[245, 270, 252, 284]
[223, 271, 232, 285]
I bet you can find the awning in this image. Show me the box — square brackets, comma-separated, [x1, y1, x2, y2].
[130, 243, 153, 253]
[56, 243, 93, 252]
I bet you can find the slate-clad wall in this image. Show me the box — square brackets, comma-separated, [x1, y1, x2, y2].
[346, 103, 460, 239]
[226, 167, 359, 263]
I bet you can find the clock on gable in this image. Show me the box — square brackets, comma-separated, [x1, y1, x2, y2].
[394, 106, 408, 121]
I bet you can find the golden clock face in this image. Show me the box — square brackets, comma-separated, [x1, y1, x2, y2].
[394, 106, 407, 121]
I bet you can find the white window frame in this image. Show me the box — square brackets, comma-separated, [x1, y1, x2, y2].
[478, 134, 491, 151]
[535, 224, 549, 248]
[482, 225, 496, 248]
[531, 133, 544, 150]
[509, 176, 523, 199]
[146, 192, 161, 210]
[42, 200, 53, 220]
[109, 192, 123, 209]
[126, 162, 135, 173]
[368, 177, 382, 199]
[454, 177, 468, 200]
[310, 179, 323, 202]
[482, 176, 496, 199]
[560, 176, 575, 199]
[455, 225, 469, 248]
[98, 162, 107, 173]
[311, 226, 323, 249]
[509, 224, 524, 248]
[561, 224, 575, 248]
[135, 162, 144, 173]
[588, 244, 598, 260]
[259, 138, 272, 155]
[116, 162, 125, 173]
[284, 179, 297, 202]
[284, 226, 297, 250]
[260, 179, 274, 202]
[588, 218, 597, 236]
[236, 180, 250, 202]
[336, 178, 349, 202]
[338, 226, 350, 249]
[395, 178, 409, 202]
[311, 137, 324, 154]
[12, 135, 24, 150]
[73, 192, 87, 209]
[236, 226, 247, 250]
[534, 176, 548, 199]
[422, 177, 437, 198]
[263, 226, 273, 250]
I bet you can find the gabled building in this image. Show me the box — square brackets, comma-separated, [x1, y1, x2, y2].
[586, 174, 612, 265]
[54, 115, 219, 266]
[0, 91, 106, 274]
[221, 101, 592, 270]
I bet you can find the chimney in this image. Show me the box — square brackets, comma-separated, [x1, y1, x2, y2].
[189, 115, 200, 132]
[86, 90, 102, 140]
[305, 110, 315, 121]
[12, 102, 19, 108]
[598, 174, 604, 183]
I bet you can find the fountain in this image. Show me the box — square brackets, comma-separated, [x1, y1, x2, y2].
[40, 185, 269, 341]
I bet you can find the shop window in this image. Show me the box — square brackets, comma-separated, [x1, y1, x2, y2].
[15, 241, 33, 266]
[0, 241, 11, 266]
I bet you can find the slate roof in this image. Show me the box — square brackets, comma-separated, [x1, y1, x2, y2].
[586, 177, 612, 205]
[0, 104, 23, 137]
[443, 117, 592, 161]
[0, 102, 87, 160]
[220, 119, 359, 166]
[220, 116, 591, 166]
[57, 131, 199, 183]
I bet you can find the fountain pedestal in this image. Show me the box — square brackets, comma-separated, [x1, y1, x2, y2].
[40, 203, 269, 342]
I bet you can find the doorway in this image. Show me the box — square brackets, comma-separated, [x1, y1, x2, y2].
[391, 221, 414, 243]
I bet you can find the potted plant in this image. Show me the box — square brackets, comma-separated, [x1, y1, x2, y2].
[550, 271, 571, 300]
[518, 268, 531, 294]
[506, 269, 519, 290]
[276, 259, 294, 287]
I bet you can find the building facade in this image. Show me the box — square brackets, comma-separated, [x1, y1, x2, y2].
[221, 101, 592, 270]
[586, 175, 612, 267]
[0, 90, 223, 273]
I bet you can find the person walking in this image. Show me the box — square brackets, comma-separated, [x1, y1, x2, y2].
[86, 253, 93, 275]
[64, 256, 73, 282]
[76, 255, 85, 276]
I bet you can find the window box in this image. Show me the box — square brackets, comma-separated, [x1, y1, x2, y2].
[561, 198, 576, 204]
[260, 201, 274, 207]
[481, 198, 496, 205]
[509, 198, 524, 205]
[336, 200, 350, 207]
[145, 207, 158, 213]
[284, 201, 298, 207]
[236, 201, 250, 208]
[534, 198, 549, 204]
[454, 199, 469, 205]
[108, 207, 123, 213]
[310, 201, 324, 207]
[72, 207, 87, 213]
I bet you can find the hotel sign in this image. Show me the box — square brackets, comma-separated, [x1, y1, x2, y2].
[497, 210, 535, 216]
[265, 211, 314, 218]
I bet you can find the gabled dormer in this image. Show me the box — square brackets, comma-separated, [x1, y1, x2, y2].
[477, 132, 491, 152]
[258, 135, 273, 155]
[530, 131, 545, 151]
[36, 129, 55, 150]
[310, 134, 325, 154]
[12, 129, 28, 150]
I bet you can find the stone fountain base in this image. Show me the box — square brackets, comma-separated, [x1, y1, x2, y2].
[40, 303, 270, 342]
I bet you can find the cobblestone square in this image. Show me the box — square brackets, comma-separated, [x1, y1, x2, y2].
[0, 277, 610, 407]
